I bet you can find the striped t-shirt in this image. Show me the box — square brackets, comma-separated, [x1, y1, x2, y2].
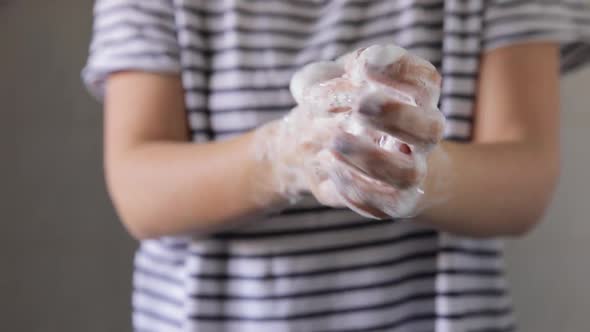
[83, 1, 590, 331]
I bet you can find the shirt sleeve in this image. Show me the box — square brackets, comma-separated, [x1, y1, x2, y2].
[482, 0, 590, 74]
[82, 0, 181, 100]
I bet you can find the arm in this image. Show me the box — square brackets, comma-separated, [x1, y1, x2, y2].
[418, 43, 561, 236]
[104, 43, 559, 240]
[103, 72, 278, 239]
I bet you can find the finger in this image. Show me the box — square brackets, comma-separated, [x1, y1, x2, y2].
[327, 158, 398, 219]
[287, 108, 342, 155]
[302, 150, 345, 207]
[341, 193, 390, 220]
[330, 157, 423, 218]
[342, 45, 440, 106]
[302, 77, 358, 114]
[365, 54, 442, 107]
[344, 45, 407, 84]
[311, 179, 347, 207]
[337, 46, 368, 68]
[331, 132, 423, 189]
[356, 92, 445, 147]
[313, 147, 389, 218]
[290, 61, 345, 104]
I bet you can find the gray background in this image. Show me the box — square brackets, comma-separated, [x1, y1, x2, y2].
[1, 1, 588, 331]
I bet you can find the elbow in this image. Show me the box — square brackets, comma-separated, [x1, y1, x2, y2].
[506, 215, 541, 237]
[117, 210, 159, 240]
[508, 158, 561, 238]
[507, 201, 552, 238]
[124, 222, 160, 241]
[105, 170, 164, 241]
[109, 194, 163, 241]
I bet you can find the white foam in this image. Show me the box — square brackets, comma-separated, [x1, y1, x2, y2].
[348, 45, 407, 85]
[290, 61, 345, 104]
[362, 44, 406, 68]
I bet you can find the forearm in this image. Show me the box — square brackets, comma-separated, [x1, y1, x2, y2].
[105, 132, 278, 239]
[418, 140, 559, 237]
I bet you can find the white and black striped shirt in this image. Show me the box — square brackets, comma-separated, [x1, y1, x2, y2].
[83, 1, 590, 331]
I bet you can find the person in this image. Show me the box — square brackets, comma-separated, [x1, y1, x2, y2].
[83, 1, 590, 331]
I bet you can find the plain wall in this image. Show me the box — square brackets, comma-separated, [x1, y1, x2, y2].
[1, 1, 588, 331]
[505, 66, 590, 331]
[1, 2, 136, 331]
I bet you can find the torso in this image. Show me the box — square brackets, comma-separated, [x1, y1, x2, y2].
[130, 1, 511, 331]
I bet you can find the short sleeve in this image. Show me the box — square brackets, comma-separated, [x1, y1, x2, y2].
[483, 0, 590, 74]
[82, 0, 181, 100]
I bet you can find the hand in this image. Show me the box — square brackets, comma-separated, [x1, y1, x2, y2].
[253, 45, 445, 219]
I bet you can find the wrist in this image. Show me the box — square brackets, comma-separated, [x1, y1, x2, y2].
[414, 143, 453, 218]
[246, 123, 292, 209]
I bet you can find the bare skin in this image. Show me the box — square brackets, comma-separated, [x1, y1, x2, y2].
[104, 43, 560, 239]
